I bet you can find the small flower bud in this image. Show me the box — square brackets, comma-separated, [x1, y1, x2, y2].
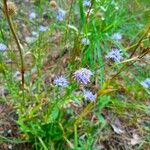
[95, 12, 104, 18]
[50, 0, 57, 9]
[24, 52, 36, 70]
[3, 1, 17, 16]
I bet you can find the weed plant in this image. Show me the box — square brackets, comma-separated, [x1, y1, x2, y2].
[0, 0, 150, 149]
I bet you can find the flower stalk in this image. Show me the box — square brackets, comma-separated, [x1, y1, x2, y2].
[3, 0, 25, 88]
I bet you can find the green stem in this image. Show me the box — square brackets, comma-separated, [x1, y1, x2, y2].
[3, 0, 25, 88]
[129, 26, 150, 58]
[38, 137, 48, 150]
[64, 0, 74, 45]
[74, 124, 78, 148]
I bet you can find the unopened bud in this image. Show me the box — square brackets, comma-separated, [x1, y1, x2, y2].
[3, 1, 17, 16]
[50, 0, 57, 9]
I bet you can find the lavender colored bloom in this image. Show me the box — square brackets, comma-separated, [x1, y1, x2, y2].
[29, 12, 36, 20]
[56, 8, 66, 21]
[39, 25, 48, 32]
[73, 68, 93, 85]
[53, 75, 69, 87]
[141, 78, 150, 88]
[0, 43, 7, 52]
[112, 33, 122, 41]
[81, 38, 90, 46]
[106, 48, 122, 62]
[83, 0, 91, 7]
[83, 90, 96, 102]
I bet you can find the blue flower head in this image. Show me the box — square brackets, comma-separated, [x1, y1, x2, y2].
[83, 90, 96, 102]
[141, 78, 150, 88]
[53, 75, 69, 87]
[112, 33, 122, 41]
[83, 0, 91, 7]
[56, 8, 66, 21]
[39, 25, 48, 32]
[0, 43, 7, 52]
[81, 38, 90, 46]
[29, 12, 36, 20]
[106, 48, 122, 62]
[73, 68, 93, 85]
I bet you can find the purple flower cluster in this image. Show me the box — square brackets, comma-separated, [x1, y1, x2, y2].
[0, 43, 7, 52]
[39, 25, 48, 32]
[73, 68, 93, 85]
[112, 33, 122, 41]
[83, 90, 97, 102]
[54, 68, 93, 87]
[53, 75, 69, 87]
[105, 48, 122, 62]
[81, 38, 90, 46]
[53, 68, 96, 102]
[83, 0, 91, 7]
[56, 8, 66, 21]
[29, 12, 36, 20]
[141, 78, 150, 88]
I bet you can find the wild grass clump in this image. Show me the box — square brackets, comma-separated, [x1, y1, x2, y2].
[0, 0, 150, 149]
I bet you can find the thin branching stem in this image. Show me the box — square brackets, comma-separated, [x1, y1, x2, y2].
[129, 26, 150, 58]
